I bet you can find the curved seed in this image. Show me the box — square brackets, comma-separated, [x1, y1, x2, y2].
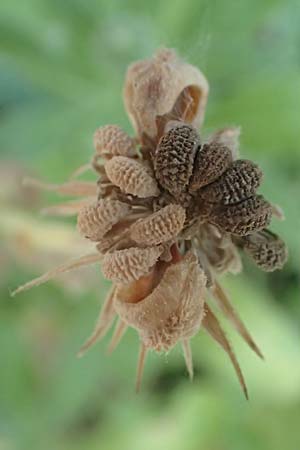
[130, 204, 186, 245]
[200, 159, 263, 205]
[102, 246, 162, 284]
[211, 195, 272, 236]
[105, 156, 160, 198]
[154, 124, 200, 196]
[189, 142, 232, 191]
[93, 125, 136, 158]
[77, 199, 130, 241]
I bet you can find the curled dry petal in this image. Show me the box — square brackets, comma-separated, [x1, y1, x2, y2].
[101, 246, 163, 284]
[105, 156, 160, 198]
[77, 199, 131, 241]
[93, 125, 136, 158]
[239, 229, 288, 271]
[189, 142, 232, 191]
[211, 195, 272, 236]
[114, 252, 206, 351]
[123, 48, 209, 140]
[200, 160, 263, 205]
[154, 124, 200, 196]
[130, 204, 186, 245]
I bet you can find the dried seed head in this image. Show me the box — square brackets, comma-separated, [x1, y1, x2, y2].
[154, 124, 200, 195]
[208, 127, 241, 160]
[93, 125, 136, 158]
[130, 204, 186, 245]
[102, 246, 162, 284]
[105, 156, 160, 198]
[189, 142, 232, 191]
[123, 48, 209, 140]
[211, 195, 272, 236]
[114, 252, 206, 351]
[239, 229, 288, 271]
[77, 199, 130, 241]
[200, 159, 263, 205]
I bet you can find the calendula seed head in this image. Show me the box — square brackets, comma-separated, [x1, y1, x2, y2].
[102, 246, 163, 284]
[154, 124, 200, 195]
[189, 142, 233, 191]
[114, 252, 206, 351]
[200, 159, 263, 205]
[211, 195, 272, 235]
[93, 125, 136, 158]
[239, 229, 288, 271]
[77, 199, 130, 241]
[105, 156, 160, 198]
[130, 204, 186, 245]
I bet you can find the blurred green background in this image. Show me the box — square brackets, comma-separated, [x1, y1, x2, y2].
[1, 0, 300, 449]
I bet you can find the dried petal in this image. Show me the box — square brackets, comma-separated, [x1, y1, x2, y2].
[200, 159, 263, 205]
[239, 229, 288, 271]
[208, 127, 241, 160]
[124, 48, 209, 140]
[93, 125, 136, 158]
[154, 124, 200, 195]
[105, 156, 160, 198]
[211, 195, 272, 236]
[77, 199, 130, 241]
[102, 246, 162, 284]
[114, 252, 206, 351]
[189, 143, 232, 191]
[130, 204, 186, 245]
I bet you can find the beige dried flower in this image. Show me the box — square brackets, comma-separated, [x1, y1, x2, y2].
[13, 48, 288, 397]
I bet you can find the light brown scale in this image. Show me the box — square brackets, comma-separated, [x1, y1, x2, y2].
[199, 159, 263, 205]
[77, 199, 131, 241]
[210, 194, 272, 236]
[93, 125, 136, 159]
[189, 142, 232, 191]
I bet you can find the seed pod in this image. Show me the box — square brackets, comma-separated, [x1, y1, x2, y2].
[239, 229, 288, 271]
[199, 160, 263, 205]
[105, 156, 159, 198]
[130, 204, 186, 245]
[154, 124, 200, 196]
[114, 252, 206, 351]
[208, 127, 241, 160]
[211, 195, 272, 236]
[123, 48, 209, 140]
[77, 199, 130, 241]
[93, 125, 136, 158]
[102, 246, 162, 284]
[189, 142, 232, 191]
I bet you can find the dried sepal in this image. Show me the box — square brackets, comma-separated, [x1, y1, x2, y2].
[114, 252, 206, 351]
[105, 156, 160, 198]
[130, 204, 186, 245]
[211, 195, 272, 236]
[154, 124, 200, 195]
[101, 245, 163, 284]
[189, 143, 232, 191]
[239, 229, 288, 271]
[200, 160, 263, 205]
[93, 125, 136, 159]
[124, 48, 209, 140]
[77, 199, 131, 241]
[208, 127, 241, 160]
[23, 177, 97, 197]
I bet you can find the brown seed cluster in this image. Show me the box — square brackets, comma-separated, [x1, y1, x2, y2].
[14, 48, 288, 395]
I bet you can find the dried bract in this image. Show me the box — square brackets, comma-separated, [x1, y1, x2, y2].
[208, 127, 241, 160]
[105, 156, 160, 198]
